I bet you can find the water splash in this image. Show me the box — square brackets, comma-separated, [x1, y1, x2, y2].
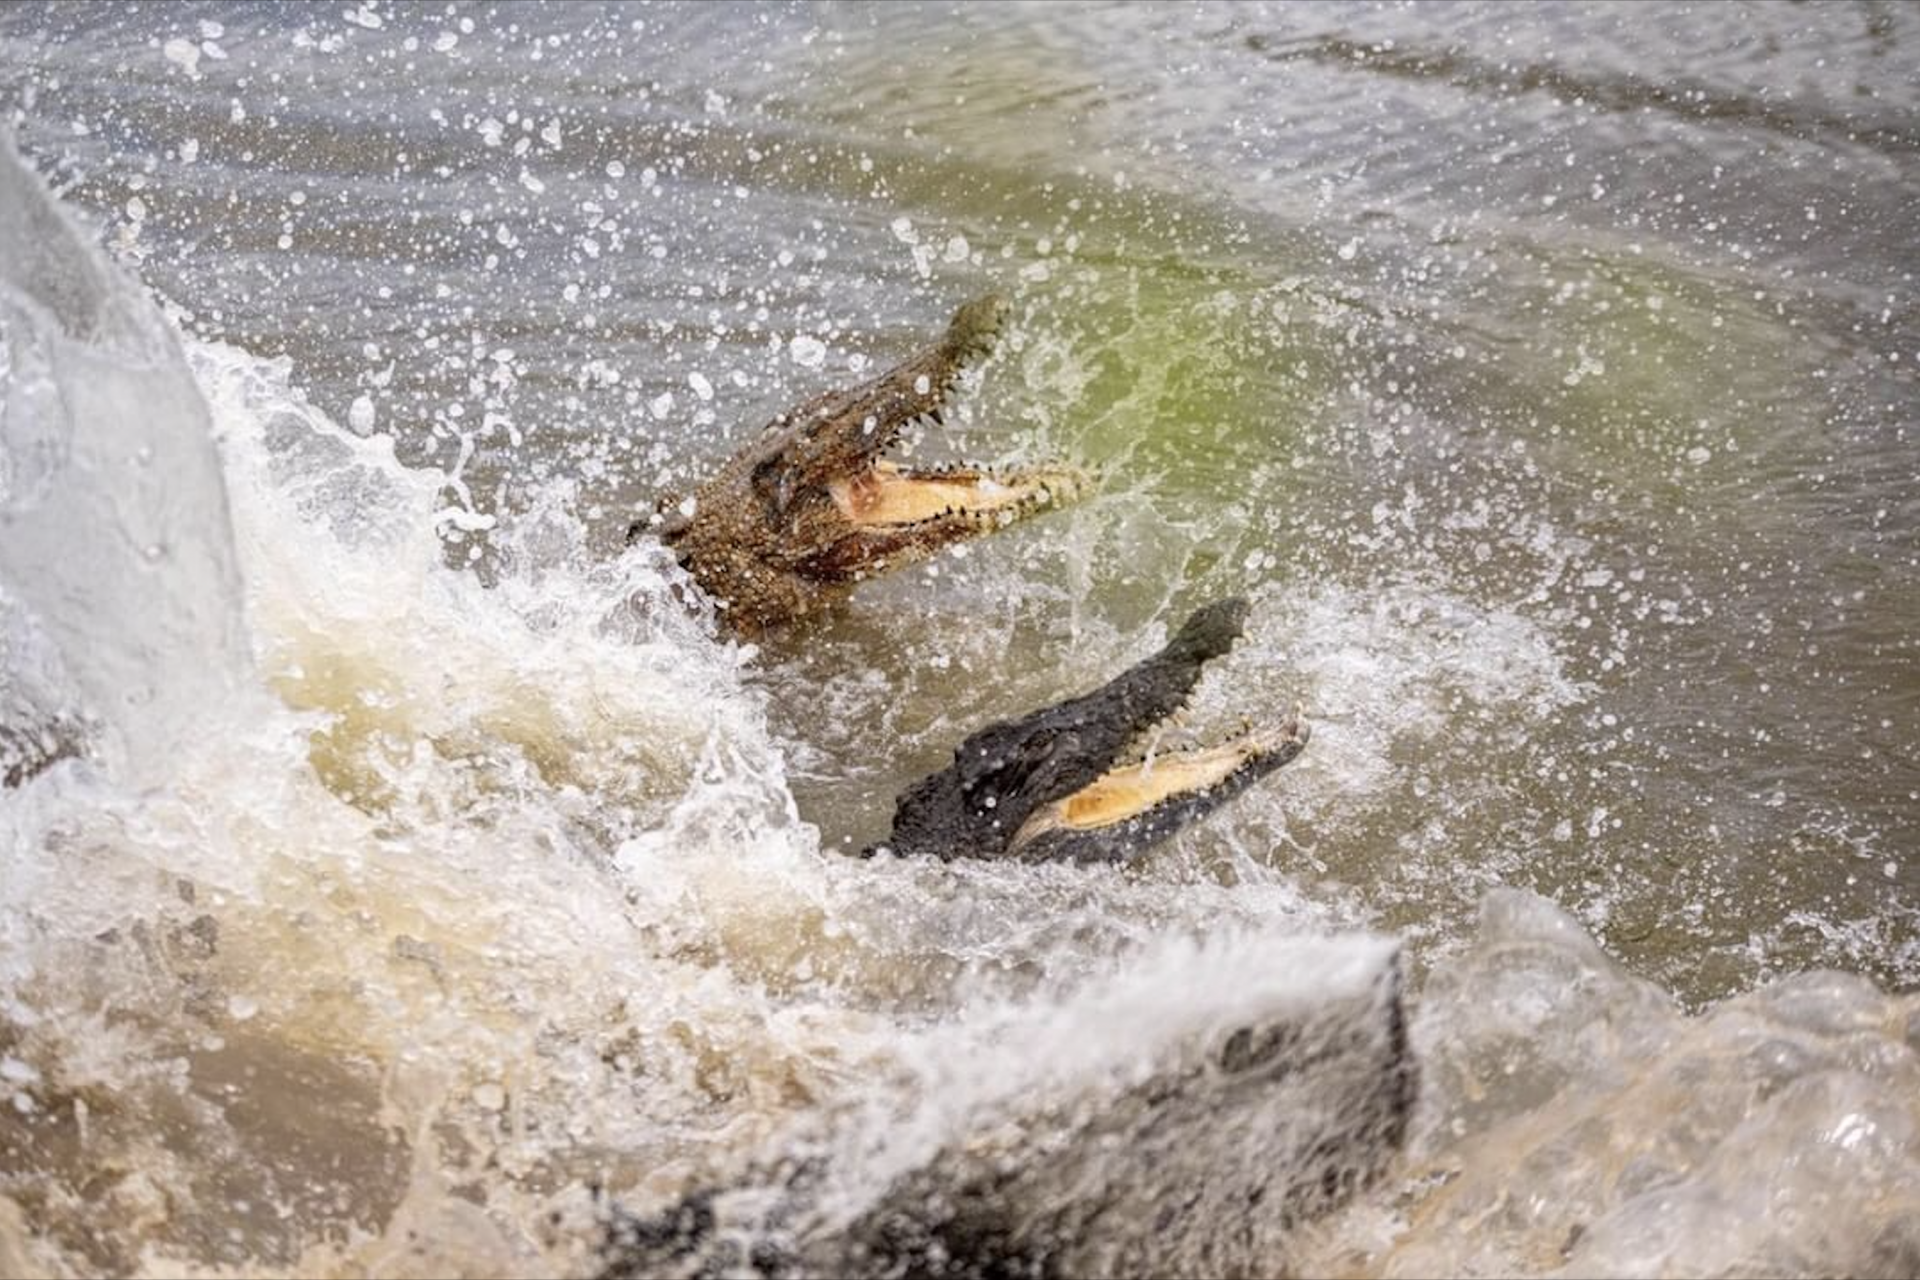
[0, 137, 251, 787]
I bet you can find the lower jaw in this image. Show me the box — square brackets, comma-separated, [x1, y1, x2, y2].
[1006, 733, 1307, 866]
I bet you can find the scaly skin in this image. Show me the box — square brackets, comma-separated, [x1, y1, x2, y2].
[871, 598, 1310, 864]
[631, 296, 1090, 632]
[597, 947, 1412, 1280]
[0, 718, 80, 789]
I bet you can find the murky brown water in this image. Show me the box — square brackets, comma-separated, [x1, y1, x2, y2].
[1, 2, 1915, 1276]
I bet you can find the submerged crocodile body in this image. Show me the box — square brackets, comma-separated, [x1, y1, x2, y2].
[871, 598, 1310, 865]
[633, 296, 1088, 632]
[0, 721, 77, 789]
[599, 934, 1414, 1280]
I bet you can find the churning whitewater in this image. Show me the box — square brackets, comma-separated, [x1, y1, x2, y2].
[3, 3, 1919, 1278]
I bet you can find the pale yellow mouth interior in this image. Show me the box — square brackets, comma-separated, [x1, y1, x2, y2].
[830, 460, 1061, 527]
[1009, 734, 1264, 852]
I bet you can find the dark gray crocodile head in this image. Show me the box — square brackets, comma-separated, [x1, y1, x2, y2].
[872, 598, 1310, 865]
[629, 296, 1089, 633]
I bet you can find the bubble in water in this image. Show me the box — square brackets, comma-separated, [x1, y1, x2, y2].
[790, 335, 827, 369]
[161, 37, 200, 77]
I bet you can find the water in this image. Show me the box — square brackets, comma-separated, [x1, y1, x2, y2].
[0, 2, 1915, 1276]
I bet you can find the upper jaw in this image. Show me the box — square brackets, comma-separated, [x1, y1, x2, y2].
[752, 292, 1014, 506]
[785, 293, 1095, 552]
[629, 294, 1014, 545]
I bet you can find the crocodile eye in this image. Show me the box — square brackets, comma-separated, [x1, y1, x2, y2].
[655, 498, 696, 541]
[751, 458, 800, 514]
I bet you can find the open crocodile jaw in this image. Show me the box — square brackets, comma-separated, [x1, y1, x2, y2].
[873, 599, 1312, 865]
[1007, 715, 1310, 864]
[636, 295, 1089, 632]
[831, 460, 1062, 527]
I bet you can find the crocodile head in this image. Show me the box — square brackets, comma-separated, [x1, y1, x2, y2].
[871, 598, 1311, 865]
[630, 295, 1089, 632]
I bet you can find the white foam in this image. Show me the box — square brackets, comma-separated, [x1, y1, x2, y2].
[1310, 890, 1920, 1280]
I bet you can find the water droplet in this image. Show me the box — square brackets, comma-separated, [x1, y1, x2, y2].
[789, 335, 827, 369]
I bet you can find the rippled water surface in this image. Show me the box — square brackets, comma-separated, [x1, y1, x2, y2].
[1, 2, 1915, 1277]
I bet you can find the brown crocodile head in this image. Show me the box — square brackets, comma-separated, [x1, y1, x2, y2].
[629, 296, 1089, 632]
